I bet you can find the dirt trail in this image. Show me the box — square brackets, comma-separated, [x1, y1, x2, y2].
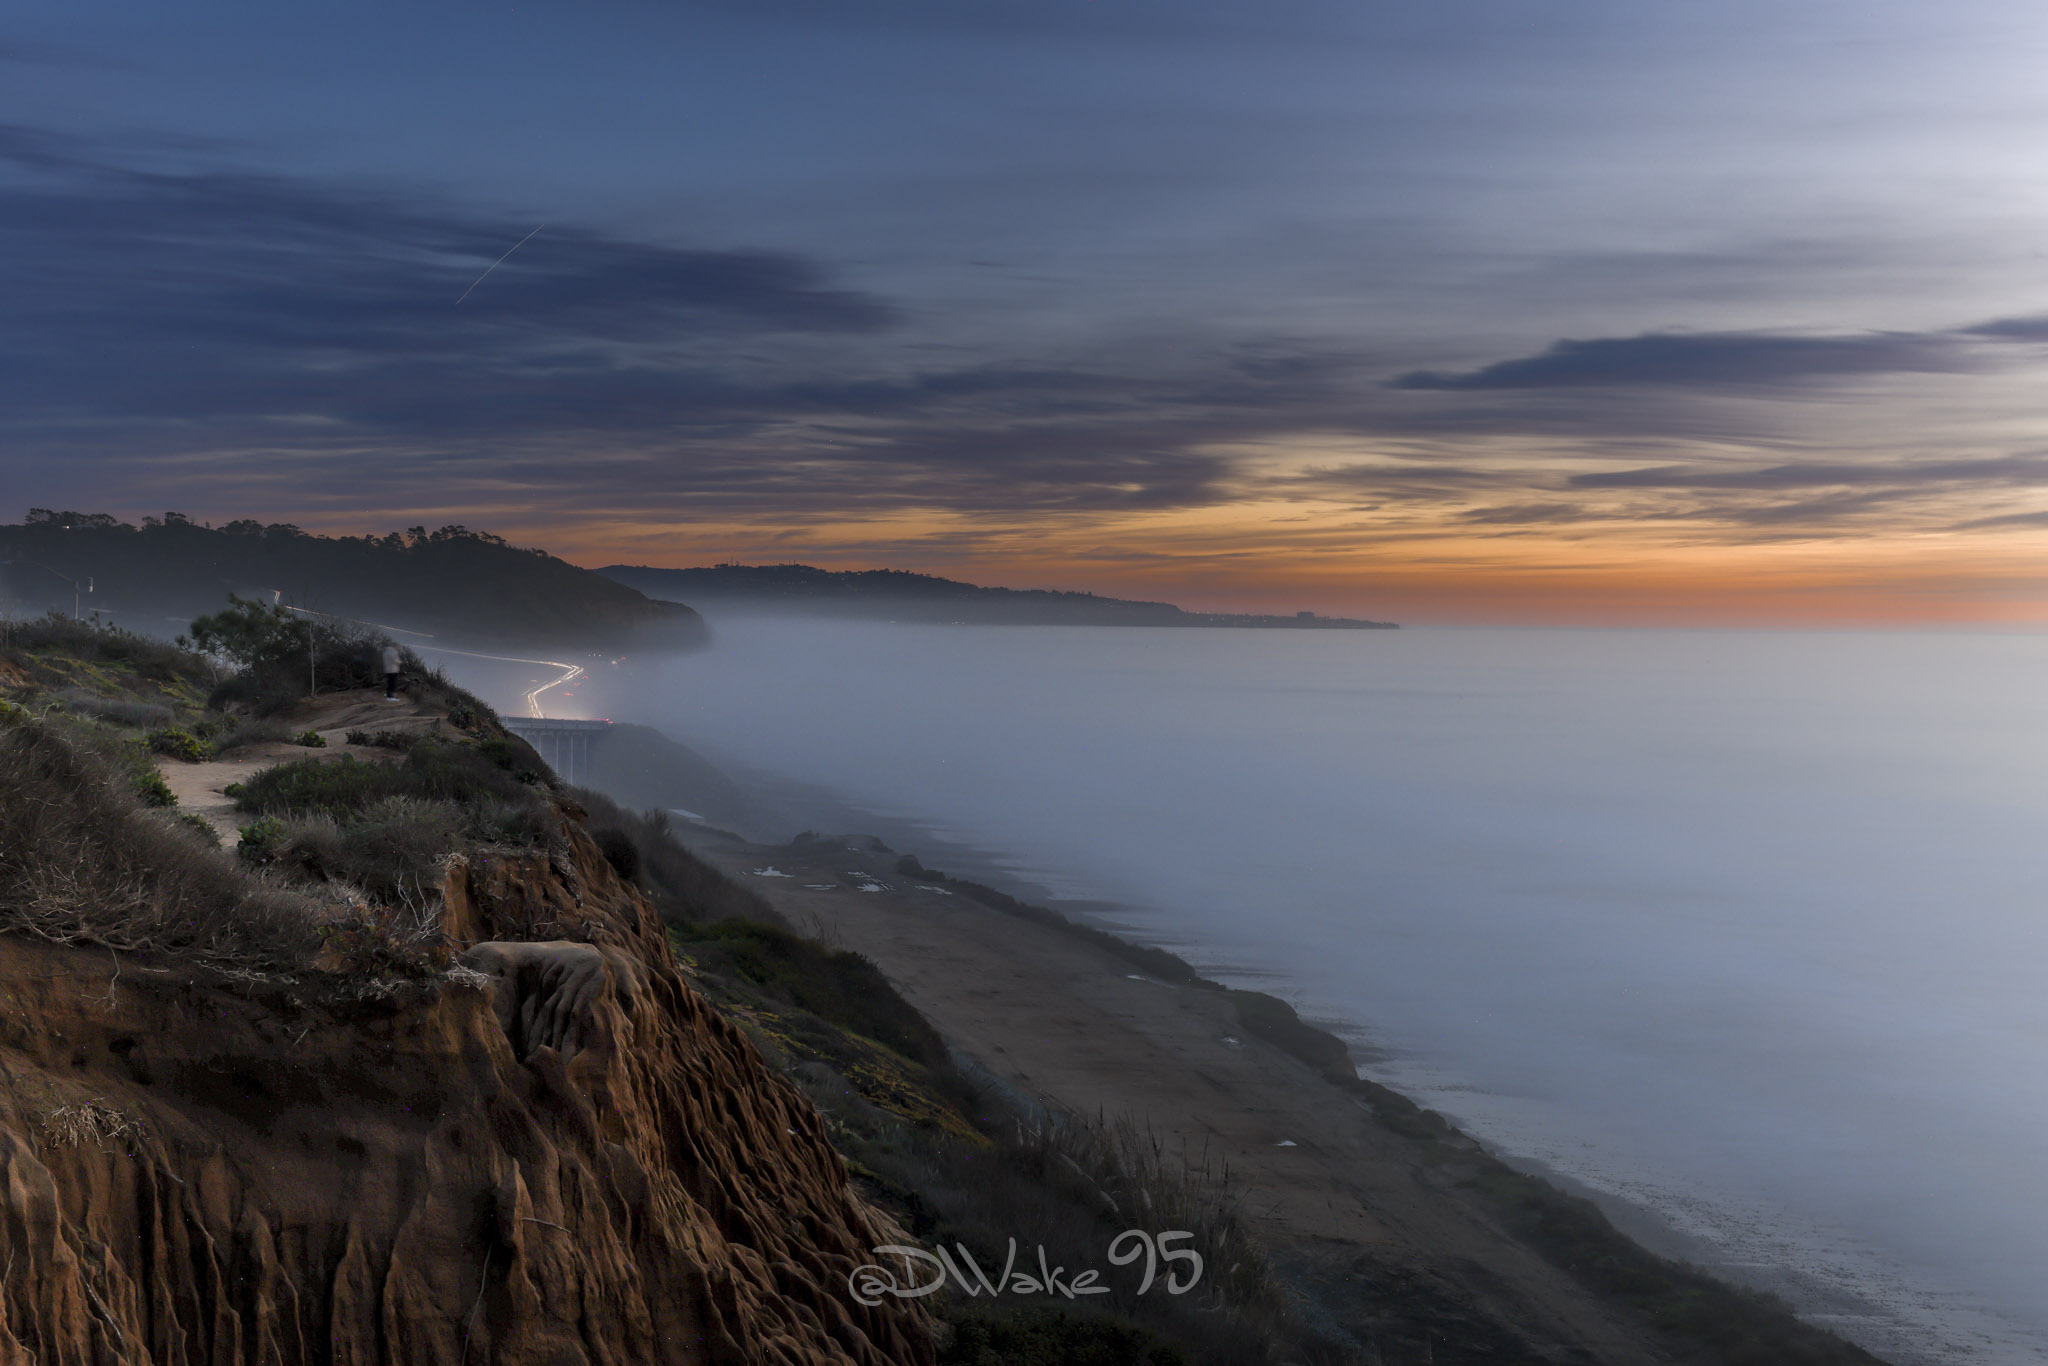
[158, 689, 448, 840]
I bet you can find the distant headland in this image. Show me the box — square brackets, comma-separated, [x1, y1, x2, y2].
[600, 562, 1398, 629]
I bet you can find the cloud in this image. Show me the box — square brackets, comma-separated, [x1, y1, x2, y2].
[1713, 490, 1916, 527]
[1457, 502, 1586, 524]
[9, 120, 2048, 540]
[1569, 455, 2048, 490]
[1953, 508, 2048, 530]
[1392, 330, 1963, 391]
[1958, 315, 2048, 342]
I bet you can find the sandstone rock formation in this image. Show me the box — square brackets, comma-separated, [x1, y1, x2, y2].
[0, 801, 934, 1365]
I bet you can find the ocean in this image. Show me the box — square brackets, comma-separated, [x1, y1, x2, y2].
[586, 619, 2048, 1362]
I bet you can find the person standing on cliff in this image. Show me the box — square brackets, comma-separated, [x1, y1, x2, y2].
[382, 642, 402, 701]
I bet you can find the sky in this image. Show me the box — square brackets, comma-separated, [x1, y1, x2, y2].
[7, 0, 2048, 624]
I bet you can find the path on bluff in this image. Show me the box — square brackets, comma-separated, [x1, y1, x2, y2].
[158, 690, 451, 841]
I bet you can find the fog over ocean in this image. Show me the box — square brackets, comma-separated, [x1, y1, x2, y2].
[597, 620, 2048, 1361]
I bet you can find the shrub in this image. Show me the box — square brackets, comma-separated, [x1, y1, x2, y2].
[145, 726, 210, 762]
[230, 744, 552, 853]
[0, 720, 319, 967]
[241, 798, 465, 904]
[317, 902, 451, 979]
[133, 766, 176, 808]
[192, 596, 445, 715]
[237, 815, 290, 864]
[293, 730, 327, 748]
[0, 699, 28, 726]
[462, 796, 558, 845]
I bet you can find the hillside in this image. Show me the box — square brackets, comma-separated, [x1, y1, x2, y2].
[601, 563, 1397, 629]
[0, 619, 1354, 1365]
[0, 623, 933, 1364]
[1, 511, 705, 652]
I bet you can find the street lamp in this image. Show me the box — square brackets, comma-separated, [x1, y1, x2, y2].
[0, 561, 93, 620]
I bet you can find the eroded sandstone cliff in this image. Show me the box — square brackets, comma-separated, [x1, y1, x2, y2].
[0, 793, 934, 1365]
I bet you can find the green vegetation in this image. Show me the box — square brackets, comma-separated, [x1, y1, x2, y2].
[228, 743, 555, 901]
[192, 594, 412, 715]
[0, 612, 208, 695]
[293, 729, 326, 748]
[0, 717, 319, 967]
[230, 742, 544, 820]
[59, 687, 174, 729]
[146, 725, 210, 762]
[1, 610, 546, 980]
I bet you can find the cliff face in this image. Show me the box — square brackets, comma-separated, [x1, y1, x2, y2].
[0, 802, 932, 1365]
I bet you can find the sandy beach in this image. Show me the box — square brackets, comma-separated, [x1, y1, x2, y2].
[678, 827, 1791, 1363]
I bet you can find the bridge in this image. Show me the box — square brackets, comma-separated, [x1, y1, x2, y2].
[502, 718, 612, 786]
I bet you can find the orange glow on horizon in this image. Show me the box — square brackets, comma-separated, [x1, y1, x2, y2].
[261, 477, 2048, 630]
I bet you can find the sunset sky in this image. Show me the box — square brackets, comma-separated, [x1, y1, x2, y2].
[7, 1, 2048, 623]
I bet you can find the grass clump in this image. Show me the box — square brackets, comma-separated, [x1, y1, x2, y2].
[243, 798, 464, 902]
[0, 719, 319, 967]
[230, 742, 542, 824]
[145, 725, 210, 762]
[232, 743, 553, 906]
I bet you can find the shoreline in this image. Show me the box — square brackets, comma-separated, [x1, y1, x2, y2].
[659, 747, 2041, 1366]
[660, 809, 1898, 1363]
[440, 653, 1978, 1361]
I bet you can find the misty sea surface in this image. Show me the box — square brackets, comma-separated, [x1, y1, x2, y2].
[608, 620, 2048, 1362]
